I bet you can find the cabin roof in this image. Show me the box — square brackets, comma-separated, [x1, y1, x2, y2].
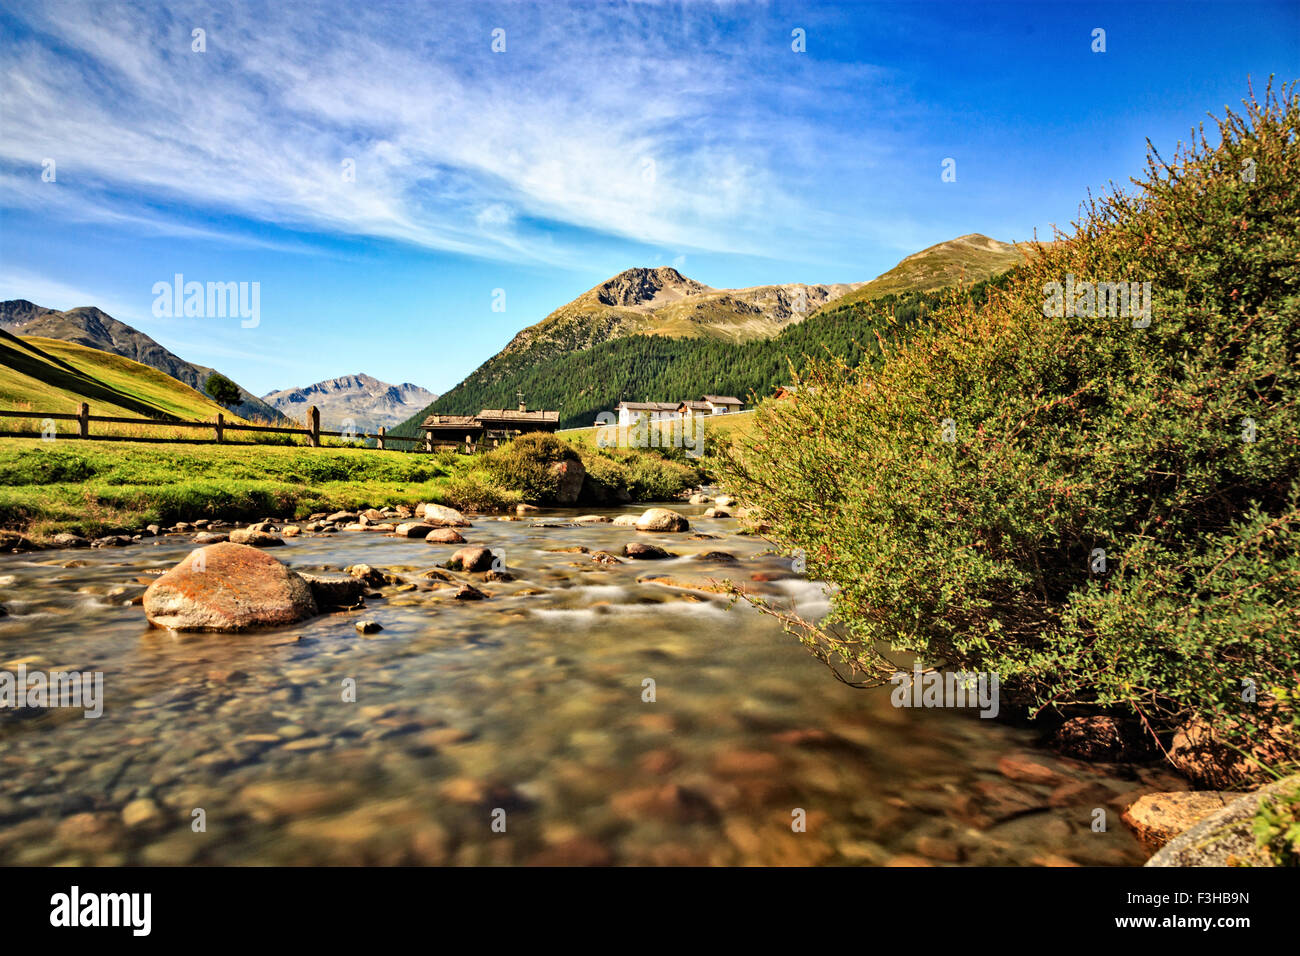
[702, 395, 742, 405]
[421, 414, 481, 428]
[475, 408, 560, 424]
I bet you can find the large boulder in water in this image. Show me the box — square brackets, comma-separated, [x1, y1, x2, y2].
[417, 503, 472, 527]
[143, 543, 318, 631]
[635, 508, 690, 532]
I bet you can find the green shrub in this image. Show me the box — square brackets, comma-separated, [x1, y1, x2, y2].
[620, 450, 701, 500]
[577, 451, 631, 502]
[716, 81, 1300, 773]
[483, 433, 579, 503]
[440, 468, 520, 512]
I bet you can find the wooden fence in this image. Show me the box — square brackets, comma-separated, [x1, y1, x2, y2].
[0, 403, 429, 451]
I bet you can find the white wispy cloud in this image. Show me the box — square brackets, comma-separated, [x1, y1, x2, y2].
[0, 0, 896, 266]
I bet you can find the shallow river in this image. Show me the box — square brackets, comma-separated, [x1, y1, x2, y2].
[0, 503, 1161, 865]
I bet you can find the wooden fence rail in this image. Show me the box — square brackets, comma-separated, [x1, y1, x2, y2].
[0, 403, 429, 451]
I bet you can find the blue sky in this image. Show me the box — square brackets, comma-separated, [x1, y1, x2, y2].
[1, 0, 1296, 396]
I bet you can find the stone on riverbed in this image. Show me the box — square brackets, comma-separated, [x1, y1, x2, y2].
[228, 528, 284, 547]
[447, 547, 497, 572]
[694, 550, 738, 563]
[637, 573, 732, 594]
[192, 531, 229, 544]
[634, 508, 690, 532]
[298, 572, 366, 607]
[574, 515, 611, 524]
[416, 503, 472, 527]
[395, 522, 435, 539]
[424, 528, 467, 544]
[623, 542, 672, 560]
[345, 564, 387, 587]
[143, 543, 318, 631]
[52, 533, 89, 549]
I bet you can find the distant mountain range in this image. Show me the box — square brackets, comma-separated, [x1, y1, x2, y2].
[1, 233, 1027, 437]
[0, 299, 288, 424]
[401, 233, 1029, 430]
[261, 374, 437, 432]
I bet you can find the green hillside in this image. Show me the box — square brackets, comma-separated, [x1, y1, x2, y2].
[826, 233, 1028, 310]
[0, 330, 250, 428]
[394, 273, 1014, 433]
[0, 299, 290, 424]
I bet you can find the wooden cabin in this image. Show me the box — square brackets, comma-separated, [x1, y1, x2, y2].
[420, 402, 559, 453]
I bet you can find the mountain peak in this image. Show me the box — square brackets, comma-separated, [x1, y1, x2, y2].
[591, 267, 712, 308]
[261, 374, 437, 432]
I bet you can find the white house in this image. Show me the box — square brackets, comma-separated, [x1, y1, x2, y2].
[616, 401, 680, 428]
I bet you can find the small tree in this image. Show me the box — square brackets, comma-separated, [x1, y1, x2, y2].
[205, 372, 242, 407]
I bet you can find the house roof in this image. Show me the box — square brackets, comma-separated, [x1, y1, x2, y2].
[476, 408, 560, 425]
[617, 401, 679, 412]
[421, 414, 481, 428]
[703, 395, 742, 405]
[679, 400, 711, 410]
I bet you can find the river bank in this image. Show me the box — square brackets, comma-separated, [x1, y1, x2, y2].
[0, 436, 701, 542]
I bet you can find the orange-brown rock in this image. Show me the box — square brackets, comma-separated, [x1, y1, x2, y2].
[143, 543, 318, 631]
[1120, 790, 1233, 851]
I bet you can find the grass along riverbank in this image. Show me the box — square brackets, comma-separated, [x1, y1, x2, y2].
[0, 435, 702, 540]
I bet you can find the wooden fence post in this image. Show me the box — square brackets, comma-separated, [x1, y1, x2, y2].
[377, 426, 386, 451]
[78, 402, 89, 439]
[215, 412, 224, 443]
[307, 405, 320, 447]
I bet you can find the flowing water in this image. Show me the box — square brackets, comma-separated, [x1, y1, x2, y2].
[0, 504, 1160, 865]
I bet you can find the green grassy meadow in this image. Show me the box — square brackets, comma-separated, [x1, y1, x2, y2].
[0, 439, 461, 538]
